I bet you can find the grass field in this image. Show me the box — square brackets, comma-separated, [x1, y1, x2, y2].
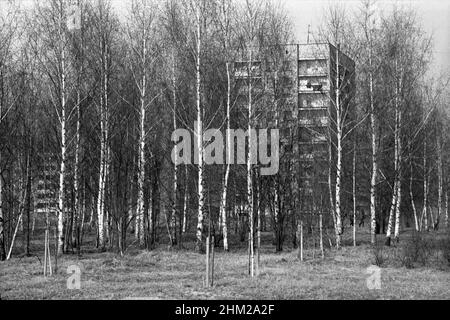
[1, 227, 450, 299]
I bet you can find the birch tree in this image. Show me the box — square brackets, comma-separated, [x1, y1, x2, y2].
[180, 0, 207, 252]
[195, 0, 205, 253]
[385, 55, 402, 245]
[0, 0, 19, 261]
[163, 0, 189, 247]
[360, 0, 379, 244]
[418, 79, 449, 230]
[86, 0, 118, 248]
[237, 0, 268, 276]
[125, 0, 159, 247]
[29, 0, 80, 254]
[214, 0, 236, 252]
[320, 4, 359, 248]
[67, 0, 83, 251]
[383, 8, 432, 244]
[436, 125, 443, 230]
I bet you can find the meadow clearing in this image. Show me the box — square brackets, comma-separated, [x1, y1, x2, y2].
[1, 227, 450, 300]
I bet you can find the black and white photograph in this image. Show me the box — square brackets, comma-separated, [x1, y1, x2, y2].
[0, 0, 449, 307]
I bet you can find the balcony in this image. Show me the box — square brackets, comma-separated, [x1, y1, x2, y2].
[299, 78, 329, 92]
[234, 61, 262, 79]
[298, 116, 329, 127]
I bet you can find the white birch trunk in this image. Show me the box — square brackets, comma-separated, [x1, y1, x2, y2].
[445, 191, 448, 229]
[410, 161, 419, 231]
[182, 165, 188, 234]
[369, 52, 377, 245]
[80, 186, 86, 247]
[430, 205, 435, 228]
[147, 201, 152, 245]
[105, 55, 112, 246]
[328, 136, 336, 232]
[218, 0, 232, 253]
[6, 212, 22, 260]
[171, 49, 177, 247]
[274, 186, 280, 249]
[436, 137, 442, 229]
[32, 209, 36, 235]
[97, 97, 106, 247]
[394, 65, 403, 240]
[105, 151, 111, 245]
[72, 90, 81, 247]
[394, 137, 402, 241]
[219, 62, 231, 251]
[386, 114, 398, 245]
[386, 74, 400, 244]
[247, 46, 254, 277]
[136, 95, 145, 246]
[195, 4, 204, 252]
[136, 27, 147, 247]
[135, 200, 140, 240]
[386, 165, 398, 241]
[72, 12, 84, 247]
[423, 139, 428, 231]
[89, 194, 94, 226]
[334, 46, 342, 249]
[57, 20, 67, 255]
[363, 9, 378, 244]
[394, 177, 401, 239]
[97, 38, 109, 248]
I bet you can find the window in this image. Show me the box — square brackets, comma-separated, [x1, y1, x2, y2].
[299, 94, 328, 109]
[298, 59, 327, 76]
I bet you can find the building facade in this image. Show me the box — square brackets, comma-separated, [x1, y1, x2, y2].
[234, 42, 355, 215]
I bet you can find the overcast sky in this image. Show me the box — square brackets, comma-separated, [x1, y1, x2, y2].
[3, 0, 449, 74]
[110, 0, 450, 74]
[281, 0, 450, 74]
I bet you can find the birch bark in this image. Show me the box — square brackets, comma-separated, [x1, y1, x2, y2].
[423, 139, 428, 231]
[195, 2, 205, 252]
[247, 45, 254, 276]
[409, 161, 419, 231]
[57, 5, 67, 254]
[171, 48, 177, 247]
[334, 45, 342, 249]
[436, 136, 443, 230]
[218, 61, 231, 251]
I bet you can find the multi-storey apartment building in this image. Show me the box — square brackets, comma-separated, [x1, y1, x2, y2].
[234, 42, 355, 213]
[34, 153, 59, 217]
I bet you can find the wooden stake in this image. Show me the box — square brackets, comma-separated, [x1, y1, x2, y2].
[210, 236, 214, 287]
[353, 209, 356, 247]
[256, 224, 260, 276]
[48, 232, 52, 276]
[297, 221, 304, 261]
[43, 229, 48, 277]
[319, 214, 324, 259]
[300, 221, 303, 262]
[248, 231, 251, 275]
[54, 228, 58, 274]
[205, 236, 209, 287]
[312, 223, 316, 260]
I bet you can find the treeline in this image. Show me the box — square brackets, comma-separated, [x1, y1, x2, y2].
[0, 0, 448, 270]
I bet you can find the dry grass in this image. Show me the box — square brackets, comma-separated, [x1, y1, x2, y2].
[1, 228, 450, 300]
